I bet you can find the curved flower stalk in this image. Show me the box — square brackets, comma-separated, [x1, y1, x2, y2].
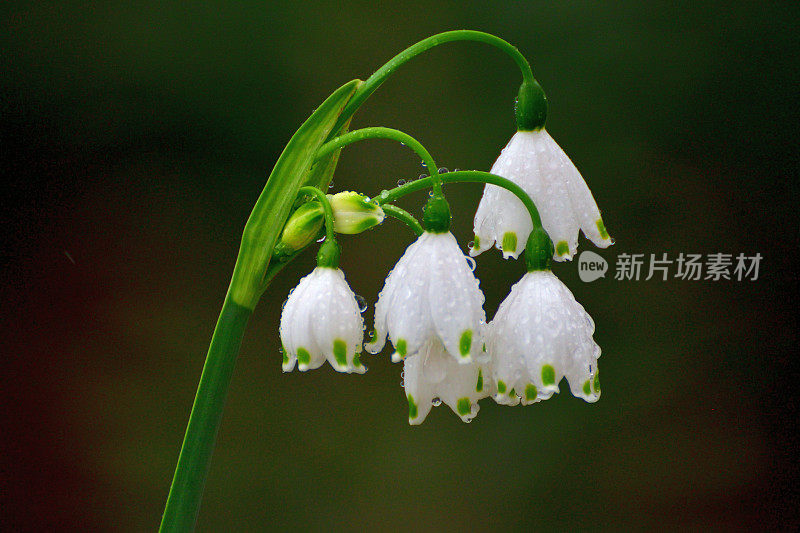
[404, 339, 492, 425]
[366, 229, 487, 364]
[280, 266, 365, 374]
[487, 269, 601, 405]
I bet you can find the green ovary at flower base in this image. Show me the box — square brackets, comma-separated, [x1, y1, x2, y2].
[161, 30, 612, 532]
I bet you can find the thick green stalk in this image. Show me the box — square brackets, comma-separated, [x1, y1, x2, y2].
[330, 30, 534, 136]
[160, 80, 360, 532]
[160, 295, 251, 531]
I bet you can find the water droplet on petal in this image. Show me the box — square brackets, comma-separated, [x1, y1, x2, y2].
[432, 397, 442, 406]
[355, 294, 368, 313]
[465, 256, 476, 271]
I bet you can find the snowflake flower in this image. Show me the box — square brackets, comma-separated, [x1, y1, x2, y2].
[487, 270, 601, 405]
[366, 231, 486, 364]
[280, 266, 365, 374]
[471, 129, 612, 261]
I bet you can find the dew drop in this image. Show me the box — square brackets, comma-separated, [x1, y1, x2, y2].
[438, 167, 449, 174]
[421, 161, 427, 168]
[418, 173, 428, 180]
[355, 294, 368, 313]
[328, 181, 334, 189]
[397, 178, 406, 186]
[316, 235, 326, 243]
[465, 256, 476, 271]
[432, 397, 442, 406]
[468, 241, 475, 249]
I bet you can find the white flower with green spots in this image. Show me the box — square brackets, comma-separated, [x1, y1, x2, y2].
[280, 266, 365, 374]
[366, 231, 486, 364]
[471, 129, 612, 261]
[403, 339, 491, 425]
[487, 270, 601, 405]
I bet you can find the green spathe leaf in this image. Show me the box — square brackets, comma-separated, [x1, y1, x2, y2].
[228, 79, 362, 309]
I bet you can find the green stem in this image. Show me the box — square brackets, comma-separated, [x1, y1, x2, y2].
[160, 294, 252, 532]
[330, 30, 534, 136]
[317, 127, 442, 196]
[298, 186, 335, 241]
[378, 170, 543, 230]
[382, 204, 423, 235]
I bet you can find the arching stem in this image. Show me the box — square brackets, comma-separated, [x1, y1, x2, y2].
[377, 170, 543, 231]
[317, 127, 442, 196]
[330, 30, 534, 135]
[382, 204, 423, 236]
[298, 186, 335, 242]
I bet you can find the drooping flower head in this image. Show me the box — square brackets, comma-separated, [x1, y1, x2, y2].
[472, 79, 611, 261]
[403, 339, 491, 425]
[472, 129, 611, 261]
[280, 265, 365, 374]
[487, 269, 601, 405]
[365, 229, 486, 365]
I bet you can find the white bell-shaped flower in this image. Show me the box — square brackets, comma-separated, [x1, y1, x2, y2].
[366, 231, 486, 364]
[471, 129, 612, 261]
[487, 270, 601, 405]
[280, 266, 365, 374]
[403, 339, 492, 425]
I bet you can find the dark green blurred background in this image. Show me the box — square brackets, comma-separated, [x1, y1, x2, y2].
[3, 1, 798, 531]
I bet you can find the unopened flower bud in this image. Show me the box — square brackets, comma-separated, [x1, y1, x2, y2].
[328, 191, 384, 234]
[274, 201, 324, 256]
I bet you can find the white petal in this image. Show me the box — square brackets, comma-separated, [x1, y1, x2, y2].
[366, 232, 429, 355]
[427, 233, 485, 362]
[308, 268, 365, 374]
[403, 339, 488, 425]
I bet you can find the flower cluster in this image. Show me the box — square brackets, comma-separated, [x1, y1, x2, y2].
[279, 126, 610, 425]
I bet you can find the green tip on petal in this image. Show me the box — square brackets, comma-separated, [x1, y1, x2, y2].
[541, 364, 556, 386]
[472, 234, 480, 249]
[297, 347, 311, 366]
[456, 398, 471, 416]
[408, 395, 418, 420]
[476, 369, 484, 392]
[502, 232, 517, 255]
[596, 218, 610, 240]
[459, 330, 472, 357]
[593, 372, 601, 393]
[497, 380, 507, 394]
[395, 338, 407, 358]
[555, 241, 570, 257]
[583, 380, 591, 396]
[333, 339, 347, 366]
[281, 346, 289, 365]
[525, 384, 537, 401]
